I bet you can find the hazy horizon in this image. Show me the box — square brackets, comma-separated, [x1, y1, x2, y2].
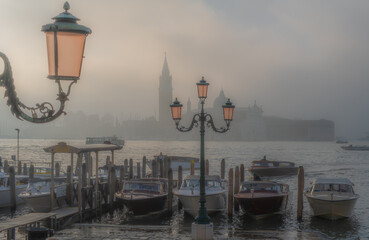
[1, 0, 369, 139]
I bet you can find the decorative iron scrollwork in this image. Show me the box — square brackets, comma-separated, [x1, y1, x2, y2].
[0, 52, 74, 123]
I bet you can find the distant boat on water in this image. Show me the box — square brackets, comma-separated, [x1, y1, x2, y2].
[336, 140, 348, 144]
[247, 156, 298, 177]
[341, 145, 369, 151]
[86, 136, 125, 146]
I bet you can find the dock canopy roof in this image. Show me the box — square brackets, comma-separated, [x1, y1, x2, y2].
[44, 142, 123, 154]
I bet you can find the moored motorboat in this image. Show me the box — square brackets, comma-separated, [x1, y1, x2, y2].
[19, 177, 67, 212]
[0, 172, 29, 207]
[174, 175, 227, 217]
[341, 145, 369, 151]
[247, 156, 298, 177]
[148, 154, 200, 171]
[305, 178, 359, 220]
[234, 180, 289, 216]
[115, 178, 168, 215]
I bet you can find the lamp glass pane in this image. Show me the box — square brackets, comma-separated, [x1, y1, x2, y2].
[223, 107, 234, 121]
[197, 84, 208, 99]
[171, 106, 182, 120]
[46, 31, 86, 78]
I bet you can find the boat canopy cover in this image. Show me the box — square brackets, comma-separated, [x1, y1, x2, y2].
[44, 142, 123, 154]
[313, 178, 353, 185]
[183, 175, 222, 182]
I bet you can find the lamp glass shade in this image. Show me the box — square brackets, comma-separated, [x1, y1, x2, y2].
[223, 99, 235, 121]
[197, 84, 208, 99]
[170, 99, 183, 120]
[46, 31, 86, 79]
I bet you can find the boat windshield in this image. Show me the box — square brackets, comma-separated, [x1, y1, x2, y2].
[313, 183, 353, 193]
[124, 182, 161, 193]
[240, 183, 282, 193]
[181, 180, 221, 189]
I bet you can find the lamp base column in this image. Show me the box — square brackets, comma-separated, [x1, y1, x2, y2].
[191, 222, 213, 240]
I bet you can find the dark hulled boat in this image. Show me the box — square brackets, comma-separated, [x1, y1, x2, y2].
[115, 178, 168, 215]
[247, 156, 298, 177]
[234, 181, 289, 216]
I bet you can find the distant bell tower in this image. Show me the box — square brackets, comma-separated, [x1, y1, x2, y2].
[158, 53, 173, 124]
[187, 98, 191, 114]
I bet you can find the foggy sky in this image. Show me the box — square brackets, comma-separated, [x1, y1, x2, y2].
[1, 0, 369, 139]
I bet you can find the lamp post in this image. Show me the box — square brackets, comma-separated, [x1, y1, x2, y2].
[0, 2, 91, 123]
[170, 76, 235, 239]
[15, 128, 20, 163]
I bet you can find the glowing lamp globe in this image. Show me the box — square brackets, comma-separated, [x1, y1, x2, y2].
[170, 98, 183, 124]
[196, 76, 209, 102]
[223, 98, 235, 124]
[42, 2, 91, 80]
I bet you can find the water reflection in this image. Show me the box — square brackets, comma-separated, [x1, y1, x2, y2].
[309, 215, 360, 239]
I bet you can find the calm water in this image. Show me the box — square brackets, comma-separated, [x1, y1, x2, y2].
[0, 139, 368, 239]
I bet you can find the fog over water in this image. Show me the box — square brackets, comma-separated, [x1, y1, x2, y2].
[1, 1, 369, 139]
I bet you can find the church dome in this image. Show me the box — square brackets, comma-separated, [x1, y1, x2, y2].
[213, 89, 227, 109]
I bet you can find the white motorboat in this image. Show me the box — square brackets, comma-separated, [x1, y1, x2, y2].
[305, 178, 359, 220]
[174, 175, 227, 218]
[19, 177, 67, 212]
[0, 172, 29, 207]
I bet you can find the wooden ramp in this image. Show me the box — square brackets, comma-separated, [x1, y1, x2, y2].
[0, 213, 56, 232]
[51, 207, 79, 220]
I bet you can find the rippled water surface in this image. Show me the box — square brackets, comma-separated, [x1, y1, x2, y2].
[0, 139, 368, 239]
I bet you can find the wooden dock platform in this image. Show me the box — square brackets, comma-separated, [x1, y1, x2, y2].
[52, 207, 79, 220]
[0, 213, 56, 232]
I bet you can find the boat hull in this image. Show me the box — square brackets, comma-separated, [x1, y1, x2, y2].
[0, 186, 27, 208]
[117, 194, 167, 215]
[305, 194, 358, 220]
[235, 194, 288, 215]
[19, 194, 65, 212]
[175, 191, 227, 218]
[247, 167, 298, 177]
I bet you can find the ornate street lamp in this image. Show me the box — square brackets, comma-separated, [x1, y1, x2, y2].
[0, 2, 91, 123]
[170, 76, 235, 238]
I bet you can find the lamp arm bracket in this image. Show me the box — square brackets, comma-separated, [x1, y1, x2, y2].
[0, 52, 73, 123]
[204, 114, 230, 133]
[176, 113, 200, 132]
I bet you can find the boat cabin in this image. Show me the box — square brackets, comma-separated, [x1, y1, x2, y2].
[122, 179, 167, 194]
[252, 159, 295, 167]
[180, 175, 224, 190]
[309, 178, 354, 194]
[239, 181, 288, 194]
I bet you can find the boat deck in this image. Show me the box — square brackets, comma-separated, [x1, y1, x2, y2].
[0, 212, 56, 232]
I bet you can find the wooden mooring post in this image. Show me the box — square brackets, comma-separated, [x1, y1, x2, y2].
[66, 166, 73, 206]
[119, 165, 124, 189]
[23, 163, 27, 175]
[177, 166, 183, 209]
[109, 165, 116, 214]
[297, 166, 304, 219]
[152, 159, 157, 178]
[190, 160, 195, 175]
[124, 159, 128, 177]
[234, 166, 240, 212]
[137, 162, 141, 179]
[142, 156, 146, 178]
[129, 159, 133, 179]
[221, 158, 225, 179]
[82, 163, 87, 211]
[205, 159, 209, 176]
[240, 164, 245, 182]
[17, 160, 22, 175]
[4, 160, 9, 173]
[29, 164, 34, 179]
[228, 168, 233, 217]
[159, 158, 164, 178]
[55, 162, 60, 177]
[168, 168, 173, 214]
[9, 166, 16, 214]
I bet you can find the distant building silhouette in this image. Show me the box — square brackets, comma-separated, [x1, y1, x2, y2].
[158, 53, 173, 125]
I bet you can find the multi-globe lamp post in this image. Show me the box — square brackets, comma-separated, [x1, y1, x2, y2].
[0, 2, 91, 123]
[170, 77, 235, 238]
